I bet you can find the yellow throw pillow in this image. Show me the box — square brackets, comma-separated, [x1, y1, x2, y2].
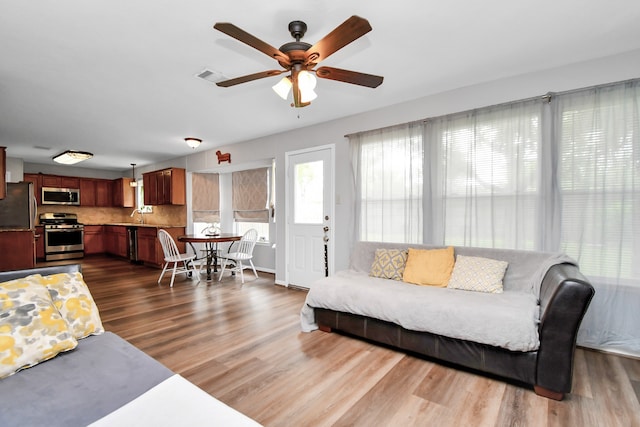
[370, 249, 408, 281]
[402, 247, 455, 287]
[35, 272, 105, 339]
[0, 277, 78, 379]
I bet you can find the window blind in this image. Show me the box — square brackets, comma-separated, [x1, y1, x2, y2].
[232, 167, 269, 223]
[191, 172, 220, 222]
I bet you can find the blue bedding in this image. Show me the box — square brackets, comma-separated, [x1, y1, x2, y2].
[0, 332, 173, 427]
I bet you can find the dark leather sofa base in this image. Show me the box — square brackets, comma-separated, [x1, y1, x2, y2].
[314, 308, 564, 400]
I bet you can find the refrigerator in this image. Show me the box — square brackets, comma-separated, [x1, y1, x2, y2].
[0, 182, 37, 229]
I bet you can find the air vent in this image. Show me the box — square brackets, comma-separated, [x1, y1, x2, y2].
[195, 68, 227, 84]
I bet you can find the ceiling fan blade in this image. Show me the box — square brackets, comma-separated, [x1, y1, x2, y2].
[315, 66, 383, 88]
[216, 70, 285, 87]
[304, 16, 372, 65]
[214, 22, 290, 65]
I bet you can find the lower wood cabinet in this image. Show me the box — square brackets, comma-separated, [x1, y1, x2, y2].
[137, 227, 158, 264]
[84, 225, 105, 255]
[104, 226, 128, 258]
[137, 227, 185, 267]
[35, 226, 44, 260]
[0, 230, 35, 272]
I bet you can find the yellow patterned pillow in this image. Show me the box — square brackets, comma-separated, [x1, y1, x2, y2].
[370, 249, 408, 281]
[35, 272, 105, 339]
[402, 247, 455, 287]
[447, 255, 509, 293]
[0, 277, 78, 379]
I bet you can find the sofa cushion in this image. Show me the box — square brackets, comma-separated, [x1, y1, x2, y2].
[0, 277, 78, 379]
[34, 272, 105, 339]
[402, 247, 455, 287]
[302, 270, 540, 351]
[370, 249, 408, 281]
[447, 255, 509, 293]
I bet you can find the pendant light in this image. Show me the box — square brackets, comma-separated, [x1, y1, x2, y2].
[130, 163, 138, 187]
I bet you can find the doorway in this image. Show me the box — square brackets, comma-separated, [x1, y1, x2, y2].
[285, 145, 335, 288]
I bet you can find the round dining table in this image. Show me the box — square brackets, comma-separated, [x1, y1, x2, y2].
[178, 233, 241, 281]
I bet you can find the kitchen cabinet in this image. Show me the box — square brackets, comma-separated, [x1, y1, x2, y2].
[84, 225, 105, 255]
[112, 178, 135, 208]
[104, 225, 128, 258]
[136, 226, 185, 267]
[22, 173, 42, 204]
[80, 179, 96, 206]
[137, 227, 159, 264]
[35, 226, 45, 260]
[0, 230, 35, 271]
[142, 168, 185, 206]
[42, 175, 80, 189]
[80, 178, 112, 207]
[0, 146, 6, 199]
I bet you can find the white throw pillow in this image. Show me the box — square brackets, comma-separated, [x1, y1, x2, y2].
[447, 255, 508, 293]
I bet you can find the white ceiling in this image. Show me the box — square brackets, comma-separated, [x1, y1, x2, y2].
[2, 0, 640, 172]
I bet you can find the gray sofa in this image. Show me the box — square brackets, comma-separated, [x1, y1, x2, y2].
[0, 264, 260, 427]
[301, 242, 595, 400]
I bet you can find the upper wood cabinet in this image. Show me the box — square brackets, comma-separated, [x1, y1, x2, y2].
[142, 167, 185, 206]
[80, 178, 112, 207]
[112, 178, 135, 208]
[41, 175, 80, 189]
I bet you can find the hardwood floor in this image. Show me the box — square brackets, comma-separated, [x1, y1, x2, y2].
[67, 256, 640, 426]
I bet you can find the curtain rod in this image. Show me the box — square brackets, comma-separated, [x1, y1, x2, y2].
[344, 77, 639, 139]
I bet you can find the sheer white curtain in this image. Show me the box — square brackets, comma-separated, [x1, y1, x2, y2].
[351, 123, 423, 243]
[553, 81, 640, 355]
[425, 100, 543, 249]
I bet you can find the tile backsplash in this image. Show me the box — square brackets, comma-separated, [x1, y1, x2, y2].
[35, 205, 186, 226]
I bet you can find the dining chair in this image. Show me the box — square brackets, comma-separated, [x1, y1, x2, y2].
[218, 228, 259, 283]
[157, 229, 196, 287]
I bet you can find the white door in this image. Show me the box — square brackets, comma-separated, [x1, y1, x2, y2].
[286, 145, 334, 288]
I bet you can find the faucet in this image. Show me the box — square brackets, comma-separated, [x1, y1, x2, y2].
[130, 208, 145, 224]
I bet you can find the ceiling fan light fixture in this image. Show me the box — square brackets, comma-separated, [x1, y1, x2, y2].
[272, 76, 292, 100]
[297, 70, 317, 103]
[52, 150, 93, 165]
[185, 137, 202, 149]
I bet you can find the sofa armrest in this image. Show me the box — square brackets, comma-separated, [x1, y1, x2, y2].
[0, 264, 82, 282]
[536, 263, 594, 395]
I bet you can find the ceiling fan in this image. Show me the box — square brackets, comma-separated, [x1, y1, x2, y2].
[213, 15, 384, 108]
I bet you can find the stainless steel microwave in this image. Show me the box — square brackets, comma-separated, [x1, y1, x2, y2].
[42, 187, 81, 205]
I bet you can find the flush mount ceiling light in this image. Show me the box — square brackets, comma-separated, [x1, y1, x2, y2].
[52, 150, 93, 165]
[213, 16, 383, 108]
[185, 137, 202, 149]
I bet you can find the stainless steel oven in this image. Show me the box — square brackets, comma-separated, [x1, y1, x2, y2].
[40, 213, 84, 261]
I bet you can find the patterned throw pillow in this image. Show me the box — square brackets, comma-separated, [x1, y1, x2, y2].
[35, 272, 105, 339]
[402, 247, 455, 287]
[0, 277, 78, 379]
[447, 255, 509, 293]
[370, 249, 408, 281]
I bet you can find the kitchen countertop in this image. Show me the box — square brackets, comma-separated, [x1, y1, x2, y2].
[0, 228, 35, 232]
[99, 223, 186, 228]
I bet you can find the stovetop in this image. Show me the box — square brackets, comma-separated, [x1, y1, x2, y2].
[39, 212, 82, 226]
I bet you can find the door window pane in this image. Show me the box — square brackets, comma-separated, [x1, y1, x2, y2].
[294, 160, 323, 224]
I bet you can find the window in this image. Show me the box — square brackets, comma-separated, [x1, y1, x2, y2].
[354, 123, 423, 243]
[556, 84, 640, 281]
[430, 101, 542, 249]
[232, 165, 273, 242]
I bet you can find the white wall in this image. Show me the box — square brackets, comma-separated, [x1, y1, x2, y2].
[170, 48, 640, 285]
